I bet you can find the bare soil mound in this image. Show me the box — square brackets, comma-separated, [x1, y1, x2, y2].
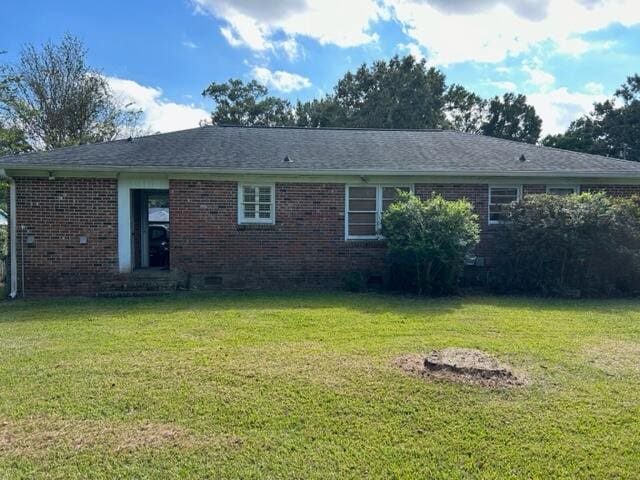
[395, 348, 527, 388]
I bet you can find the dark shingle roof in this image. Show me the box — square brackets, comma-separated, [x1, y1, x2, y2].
[2, 125, 640, 177]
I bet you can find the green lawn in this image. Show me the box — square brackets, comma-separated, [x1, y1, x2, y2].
[1, 292, 640, 479]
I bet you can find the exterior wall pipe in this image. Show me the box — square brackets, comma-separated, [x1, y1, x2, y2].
[0, 170, 17, 299]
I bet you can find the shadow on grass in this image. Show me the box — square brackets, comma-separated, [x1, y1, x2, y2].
[3, 289, 640, 326]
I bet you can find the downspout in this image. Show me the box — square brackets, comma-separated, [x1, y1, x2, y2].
[0, 169, 17, 299]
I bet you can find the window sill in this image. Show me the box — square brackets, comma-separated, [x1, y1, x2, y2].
[345, 239, 387, 248]
[237, 223, 277, 231]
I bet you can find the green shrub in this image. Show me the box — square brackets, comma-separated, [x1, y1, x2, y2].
[342, 271, 367, 292]
[0, 226, 6, 261]
[492, 192, 640, 296]
[381, 192, 480, 294]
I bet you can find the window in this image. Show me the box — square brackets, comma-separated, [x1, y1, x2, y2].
[488, 186, 521, 224]
[238, 184, 275, 224]
[346, 185, 412, 239]
[547, 185, 579, 196]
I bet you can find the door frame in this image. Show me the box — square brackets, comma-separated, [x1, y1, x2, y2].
[117, 176, 169, 273]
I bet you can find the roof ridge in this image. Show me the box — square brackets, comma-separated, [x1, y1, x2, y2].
[217, 124, 444, 132]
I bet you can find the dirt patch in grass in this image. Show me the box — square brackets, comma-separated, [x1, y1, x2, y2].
[584, 340, 640, 375]
[0, 417, 240, 457]
[395, 348, 528, 388]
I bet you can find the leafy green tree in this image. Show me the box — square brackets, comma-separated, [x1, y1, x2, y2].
[0, 121, 30, 156]
[381, 191, 480, 294]
[202, 79, 294, 126]
[481, 93, 542, 144]
[204, 56, 544, 138]
[443, 84, 487, 134]
[543, 75, 640, 161]
[294, 97, 345, 127]
[297, 55, 448, 129]
[0, 34, 142, 150]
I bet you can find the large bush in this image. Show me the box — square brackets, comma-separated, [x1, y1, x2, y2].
[382, 192, 480, 294]
[493, 192, 640, 296]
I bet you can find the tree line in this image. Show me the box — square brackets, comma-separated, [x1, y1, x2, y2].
[1, 34, 640, 164]
[203, 56, 542, 144]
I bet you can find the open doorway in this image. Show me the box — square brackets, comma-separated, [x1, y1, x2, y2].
[131, 189, 169, 270]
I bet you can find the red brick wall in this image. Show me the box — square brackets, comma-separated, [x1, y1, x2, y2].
[169, 180, 386, 288]
[14, 177, 118, 296]
[11, 177, 640, 295]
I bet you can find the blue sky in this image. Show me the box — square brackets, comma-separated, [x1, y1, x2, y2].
[3, 0, 640, 136]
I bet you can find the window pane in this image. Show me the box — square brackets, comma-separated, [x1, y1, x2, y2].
[244, 207, 256, 218]
[489, 187, 518, 223]
[258, 187, 272, 202]
[349, 187, 376, 199]
[348, 212, 376, 224]
[243, 188, 256, 203]
[258, 211, 271, 219]
[491, 188, 518, 201]
[258, 203, 271, 212]
[349, 198, 376, 211]
[348, 224, 377, 236]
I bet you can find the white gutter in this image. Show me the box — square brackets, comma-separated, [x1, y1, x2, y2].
[0, 169, 17, 299]
[3, 163, 640, 179]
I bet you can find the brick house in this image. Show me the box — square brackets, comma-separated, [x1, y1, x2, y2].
[2, 125, 640, 297]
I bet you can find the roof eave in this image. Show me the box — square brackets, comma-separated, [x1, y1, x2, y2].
[3, 163, 640, 179]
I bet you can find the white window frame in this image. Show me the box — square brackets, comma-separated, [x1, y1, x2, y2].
[237, 183, 276, 225]
[546, 184, 580, 195]
[345, 184, 414, 240]
[488, 185, 522, 225]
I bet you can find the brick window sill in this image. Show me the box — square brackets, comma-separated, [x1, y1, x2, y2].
[237, 224, 277, 231]
[345, 239, 387, 248]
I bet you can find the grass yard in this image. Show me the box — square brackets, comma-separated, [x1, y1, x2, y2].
[1, 292, 640, 479]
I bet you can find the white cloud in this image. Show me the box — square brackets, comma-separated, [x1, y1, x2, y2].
[522, 64, 555, 91]
[107, 77, 209, 133]
[192, 0, 386, 55]
[397, 42, 426, 60]
[489, 80, 518, 91]
[584, 81, 605, 94]
[181, 40, 198, 49]
[388, 0, 640, 64]
[279, 37, 300, 61]
[251, 66, 311, 92]
[528, 87, 606, 135]
[192, 0, 639, 64]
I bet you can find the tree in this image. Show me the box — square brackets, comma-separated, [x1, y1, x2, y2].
[543, 75, 640, 161]
[202, 55, 542, 137]
[0, 34, 142, 150]
[0, 121, 30, 156]
[443, 84, 487, 134]
[481, 93, 542, 144]
[294, 97, 345, 127]
[202, 79, 294, 126]
[297, 55, 448, 129]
